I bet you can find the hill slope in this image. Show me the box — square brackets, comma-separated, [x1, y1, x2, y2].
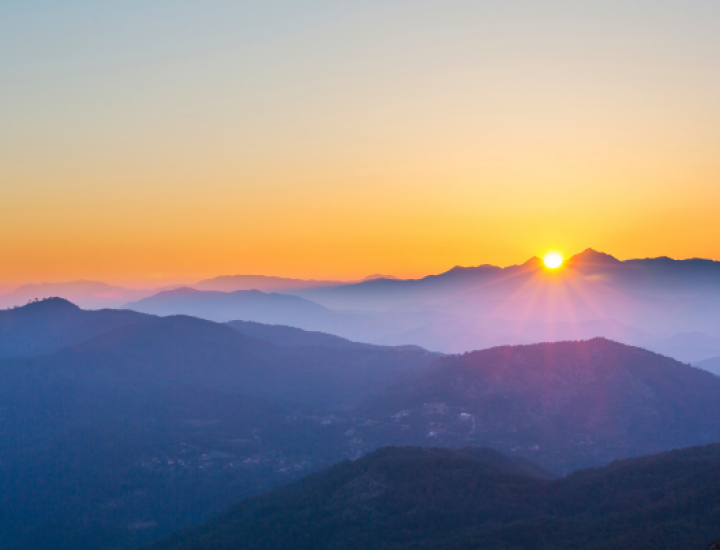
[227, 320, 427, 352]
[352, 338, 720, 472]
[0, 298, 153, 357]
[9, 313, 434, 408]
[148, 444, 720, 550]
[0, 309, 436, 549]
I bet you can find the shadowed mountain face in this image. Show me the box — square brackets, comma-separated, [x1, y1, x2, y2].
[351, 338, 720, 473]
[0, 298, 154, 357]
[226, 320, 426, 352]
[0, 385, 312, 550]
[148, 444, 720, 550]
[0, 301, 437, 549]
[13, 314, 434, 408]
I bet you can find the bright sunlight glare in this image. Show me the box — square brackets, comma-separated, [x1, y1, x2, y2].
[543, 251, 564, 269]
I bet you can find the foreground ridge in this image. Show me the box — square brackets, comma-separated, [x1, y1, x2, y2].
[149, 444, 720, 550]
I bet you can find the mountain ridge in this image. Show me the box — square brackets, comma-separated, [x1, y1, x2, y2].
[352, 337, 720, 472]
[0, 297, 155, 358]
[147, 443, 720, 550]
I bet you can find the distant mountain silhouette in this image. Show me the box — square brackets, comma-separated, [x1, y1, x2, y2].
[566, 247, 623, 267]
[7, 249, 720, 362]
[283, 249, 720, 359]
[0, 281, 157, 310]
[295, 248, 720, 308]
[227, 320, 427, 352]
[354, 338, 720, 472]
[192, 273, 402, 292]
[148, 444, 720, 550]
[652, 332, 720, 363]
[360, 273, 399, 281]
[0, 297, 153, 357]
[125, 287, 343, 326]
[192, 274, 344, 292]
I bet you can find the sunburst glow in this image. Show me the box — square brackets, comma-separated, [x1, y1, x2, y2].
[543, 252, 564, 269]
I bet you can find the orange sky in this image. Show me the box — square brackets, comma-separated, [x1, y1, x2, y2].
[2, 1, 720, 288]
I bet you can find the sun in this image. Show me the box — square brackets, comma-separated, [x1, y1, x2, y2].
[543, 251, 564, 269]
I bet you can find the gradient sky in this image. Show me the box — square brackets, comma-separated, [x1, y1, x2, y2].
[2, 0, 720, 287]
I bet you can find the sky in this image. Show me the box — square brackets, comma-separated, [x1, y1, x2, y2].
[2, 0, 720, 288]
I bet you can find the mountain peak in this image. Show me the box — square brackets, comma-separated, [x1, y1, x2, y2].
[361, 274, 399, 281]
[568, 248, 621, 266]
[520, 256, 544, 268]
[12, 297, 81, 312]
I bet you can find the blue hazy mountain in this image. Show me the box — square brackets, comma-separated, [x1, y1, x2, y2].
[14, 314, 432, 407]
[0, 298, 153, 357]
[653, 332, 720, 364]
[192, 273, 396, 292]
[227, 319, 427, 352]
[192, 274, 345, 292]
[11, 251, 720, 362]
[124, 287, 351, 327]
[0, 302, 436, 549]
[4, 301, 720, 548]
[352, 338, 720, 473]
[284, 249, 720, 360]
[295, 249, 720, 310]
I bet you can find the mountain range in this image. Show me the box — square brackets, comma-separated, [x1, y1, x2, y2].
[3, 299, 720, 548]
[352, 338, 720, 472]
[5, 250, 720, 363]
[124, 287, 348, 328]
[0, 298, 152, 357]
[0, 300, 437, 549]
[293, 249, 720, 311]
[0, 273, 385, 311]
[285, 249, 720, 358]
[104, 250, 720, 364]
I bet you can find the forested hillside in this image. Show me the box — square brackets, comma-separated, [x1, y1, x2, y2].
[149, 444, 720, 550]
